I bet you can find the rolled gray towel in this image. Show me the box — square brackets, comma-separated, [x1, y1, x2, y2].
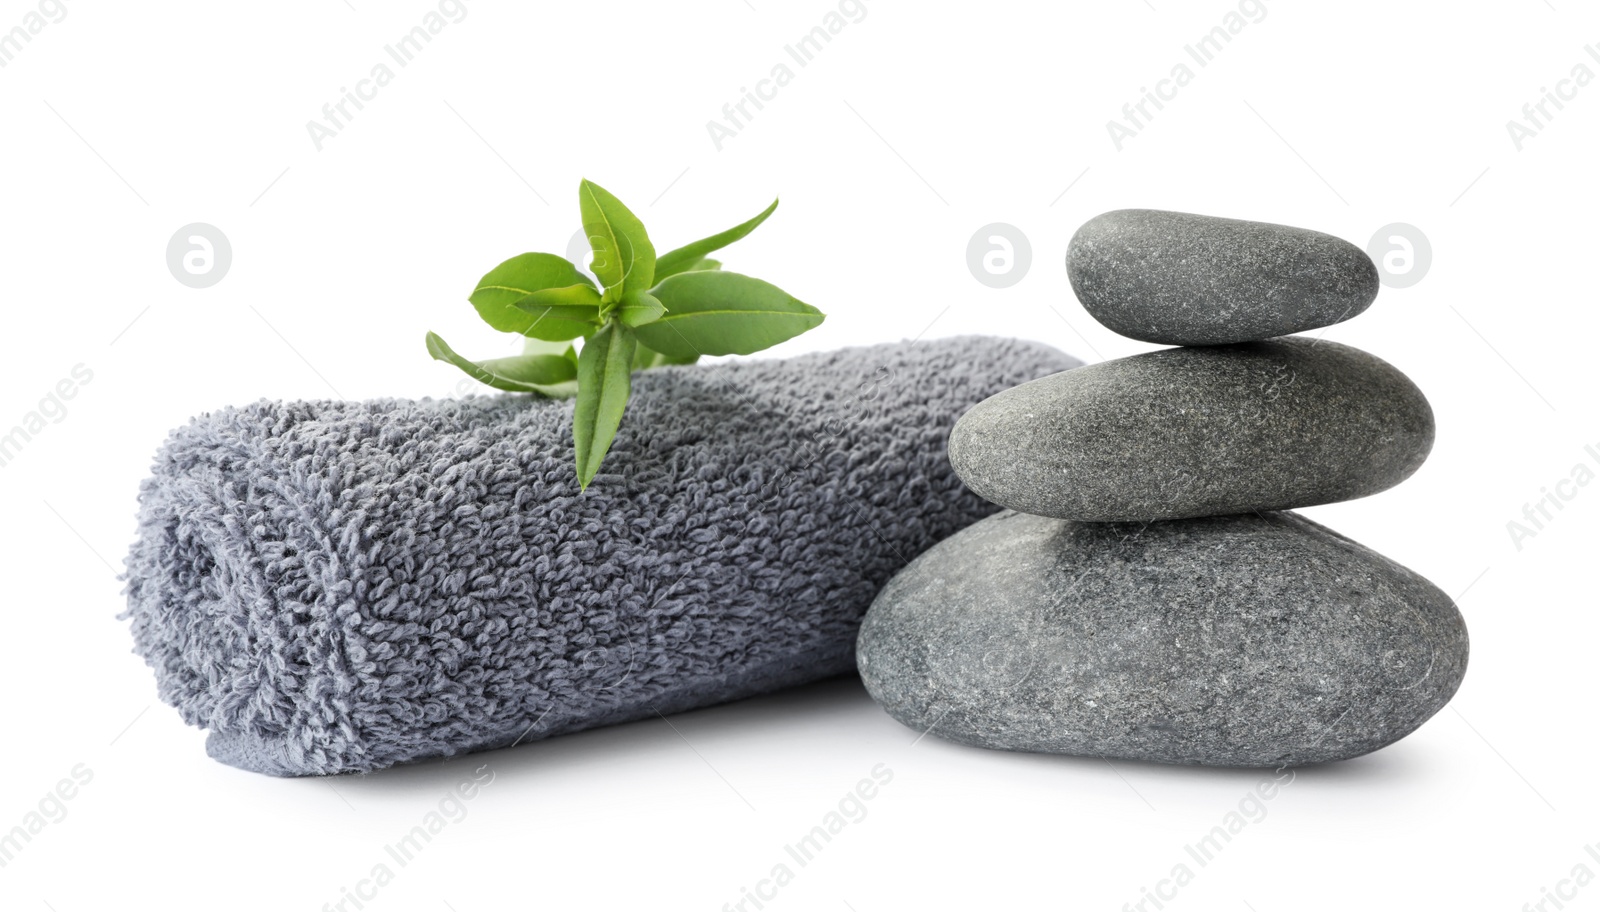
[121, 336, 1077, 776]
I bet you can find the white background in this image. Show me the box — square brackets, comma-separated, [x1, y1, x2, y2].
[1, 1, 1595, 909]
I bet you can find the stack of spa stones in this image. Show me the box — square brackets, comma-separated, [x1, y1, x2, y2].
[855, 209, 1468, 767]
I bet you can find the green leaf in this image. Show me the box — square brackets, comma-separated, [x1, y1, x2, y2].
[572, 322, 638, 488]
[426, 331, 579, 397]
[470, 253, 596, 334]
[509, 290, 604, 342]
[579, 180, 655, 304]
[477, 356, 579, 397]
[671, 257, 722, 274]
[653, 198, 777, 281]
[524, 337, 579, 369]
[632, 345, 699, 370]
[633, 271, 824, 359]
[519, 283, 603, 308]
[522, 337, 576, 357]
[617, 290, 666, 328]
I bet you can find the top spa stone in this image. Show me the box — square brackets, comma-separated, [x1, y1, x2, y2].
[1067, 209, 1380, 346]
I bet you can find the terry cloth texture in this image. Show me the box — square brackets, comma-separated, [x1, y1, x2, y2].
[122, 336, 1078, 777]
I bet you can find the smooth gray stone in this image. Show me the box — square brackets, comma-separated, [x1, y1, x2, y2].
[1067, 209, 1380, 345]
[856, 510, 1468, 767]
[948, 337, 1434, 522]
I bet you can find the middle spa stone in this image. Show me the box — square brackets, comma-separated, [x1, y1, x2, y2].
[947, 336, 1435, 522]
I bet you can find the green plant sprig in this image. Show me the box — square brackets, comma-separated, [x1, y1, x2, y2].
[427, 179, 824, 489]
